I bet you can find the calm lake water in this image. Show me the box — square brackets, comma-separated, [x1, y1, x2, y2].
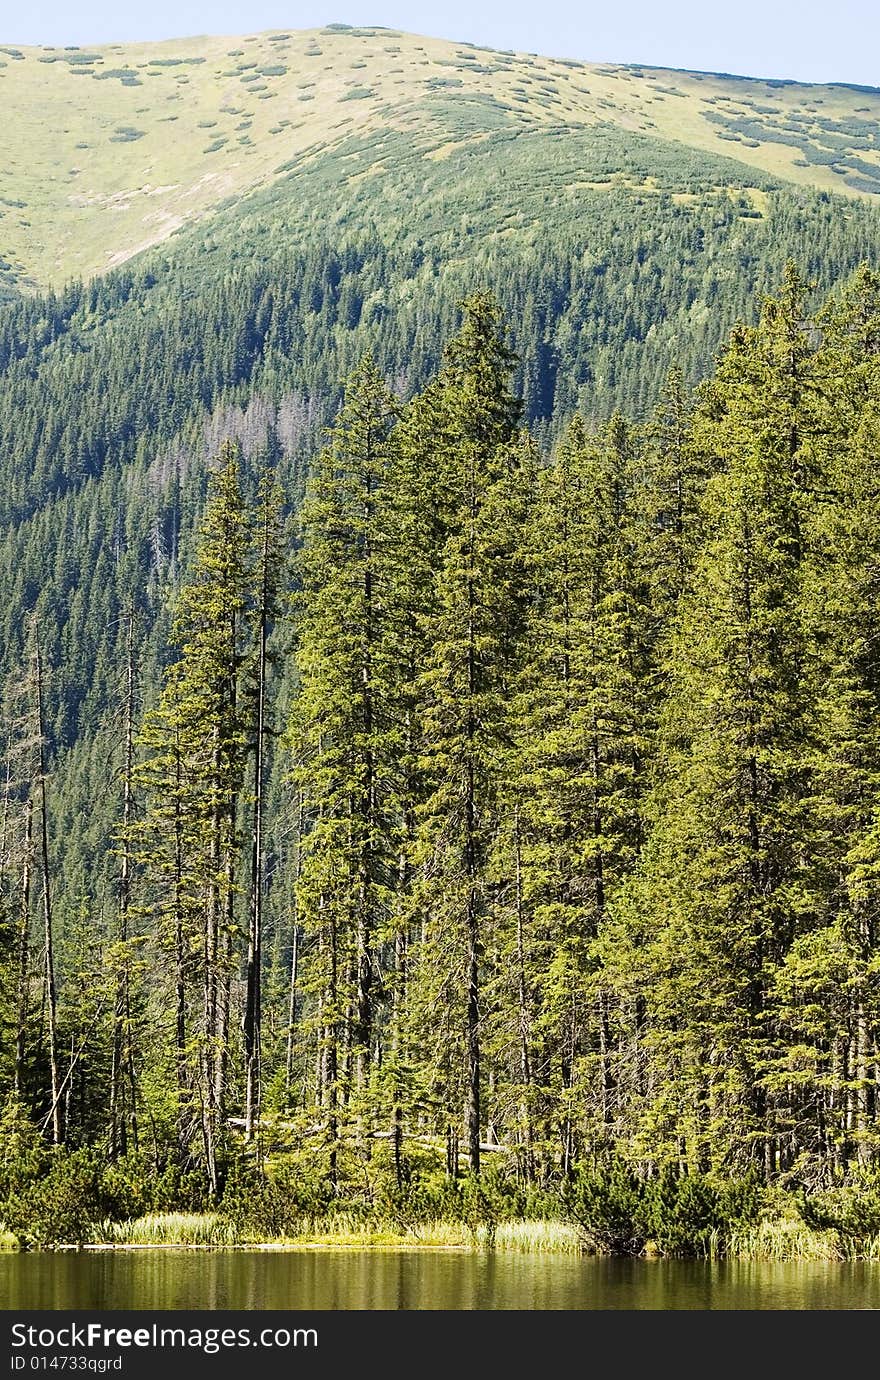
[1, 1250, 879, 1310]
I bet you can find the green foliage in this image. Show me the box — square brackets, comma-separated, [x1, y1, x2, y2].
[639, 1168, 760, 1256]
[378, 1162, 532, 1237]
[0, 1148, 132, 1248]
[0, 1101, 49, 1200]
[291, 356, 405, 1136]
[132, 444, 271, 1195]
[561, 1158, 761, 1256]
[562, 1157, 647, 1254]
[3, 263, 880, 1250]
[798, 1171, 880, 1239]
[219, 1161, 330, 1239]
[98, 1155, 163, 1220]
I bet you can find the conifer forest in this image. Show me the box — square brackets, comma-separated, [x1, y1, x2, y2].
[5, 260, 880, 1253]
[3, 27, 880, 1255]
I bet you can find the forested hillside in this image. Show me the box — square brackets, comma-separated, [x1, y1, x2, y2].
[1, 160, 879, 987]
[4, 260, 880, 1254]
[3, 28, 880, 1254]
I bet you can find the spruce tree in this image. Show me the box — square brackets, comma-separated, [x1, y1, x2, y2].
[626, 268, 820, 1175]
[783, 266, 880, 1168]
[410, 293, 530, 1174]
[509, 413, 655, 1173]
[243, 468, 286, 1144]
[290, 357, 402, 1174]
[134, 443, 251, 1195]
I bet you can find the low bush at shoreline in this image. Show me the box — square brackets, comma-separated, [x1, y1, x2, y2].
[3, 1123, 880, 1260]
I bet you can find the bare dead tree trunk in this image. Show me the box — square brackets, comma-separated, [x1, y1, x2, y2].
[284, 924, 299, 1097]
[110, 609, 138, 1157]
[285, 794, 304, 1099]
[245, 504, 272, 1141]
[33, 632, 61, 1145]
[513, 805, 534, 1180]
[14, 796, 33, 1097]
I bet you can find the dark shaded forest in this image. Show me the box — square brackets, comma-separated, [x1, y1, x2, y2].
[4, 256, 880, 1253]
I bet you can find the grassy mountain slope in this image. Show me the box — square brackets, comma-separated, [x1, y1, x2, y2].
[1, 24, 880, 288]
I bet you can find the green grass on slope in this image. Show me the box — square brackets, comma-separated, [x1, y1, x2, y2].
[0, 26, 879, 288]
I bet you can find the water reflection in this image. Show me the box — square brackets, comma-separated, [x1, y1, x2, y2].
[1, 1250, 878, 1310]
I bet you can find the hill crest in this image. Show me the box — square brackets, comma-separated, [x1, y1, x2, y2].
[1, 25, 880, 288]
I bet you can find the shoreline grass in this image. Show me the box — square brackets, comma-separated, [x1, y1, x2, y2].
[91, 1212, 581, 1252]
[8, 1208, 880, 1264]
[727, 1218, 880, 1262]
[98, 1213, 237, 1247]
[61, 1212, 880, 1259]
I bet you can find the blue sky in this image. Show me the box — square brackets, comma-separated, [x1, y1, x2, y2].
[4, 1, 879, 87]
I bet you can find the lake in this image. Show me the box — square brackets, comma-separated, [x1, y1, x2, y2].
[1, 1249, 879, 1310]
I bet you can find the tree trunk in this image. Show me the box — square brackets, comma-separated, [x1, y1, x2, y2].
[110, 609, 137, 1158]
[465, 486, 481, 1176]
[321, 894, 339, 1191]
[284, 924, 299, 1097]
[244, 558, 269, 1141]
[285, 794, 304, 1099]
[173, 734, 188, 1163]
[201, 729, 223, 1200]
[513, 805, 534, 1179]
[14, 797, 33, 1098]
[356, 469, 375, 1091]
[34, 635, 61, 1145]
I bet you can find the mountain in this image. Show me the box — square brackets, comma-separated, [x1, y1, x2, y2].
[3, 28, 880, 1219]
[0, 26, 879, 965]
[1, 24, 880, 290]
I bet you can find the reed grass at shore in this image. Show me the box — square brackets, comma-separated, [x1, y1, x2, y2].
[89, 1212, 580, 1251]
[4, 1211, 875, 1259]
